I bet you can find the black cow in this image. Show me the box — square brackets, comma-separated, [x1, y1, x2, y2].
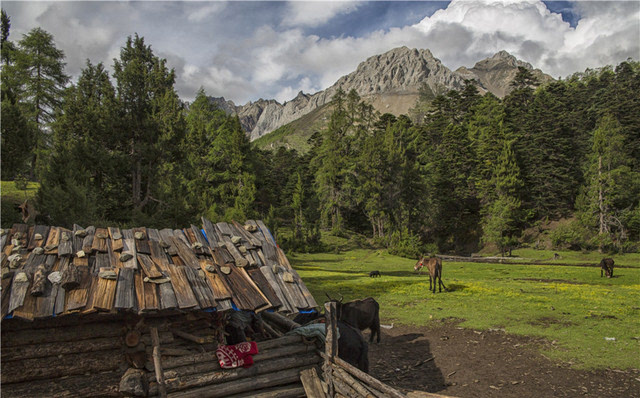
[600, 258, 614, 278]
[290, 312, 369, 373]
[328, 295, 381, 343]
[369, 270, 381, 278]
[337, 320, 369, 373]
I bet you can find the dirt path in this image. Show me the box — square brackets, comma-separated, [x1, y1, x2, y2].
[368, 320, 640, 398]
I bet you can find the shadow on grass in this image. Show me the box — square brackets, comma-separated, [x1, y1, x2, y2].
[445, 283, 467, 292]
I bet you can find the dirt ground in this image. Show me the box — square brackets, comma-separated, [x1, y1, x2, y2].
[367, 320, 640, 398]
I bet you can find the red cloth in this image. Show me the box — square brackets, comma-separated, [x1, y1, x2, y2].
[216, 341, 258, 369]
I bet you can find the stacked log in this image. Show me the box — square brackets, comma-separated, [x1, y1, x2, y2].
[1, 316, 127, 397]
[144, 335, 321, 397]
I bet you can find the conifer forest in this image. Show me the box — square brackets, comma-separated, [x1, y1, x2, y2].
[2, 11, 639, 256]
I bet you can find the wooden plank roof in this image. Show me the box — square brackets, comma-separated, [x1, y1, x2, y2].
[0, 219, 317, 321]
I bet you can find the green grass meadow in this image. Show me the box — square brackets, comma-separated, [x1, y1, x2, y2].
[290, 247, 640, 370]
[1, 180, 40, 227]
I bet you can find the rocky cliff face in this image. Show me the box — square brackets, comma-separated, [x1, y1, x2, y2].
[212, 48, 552, 140]
[455, 50, 553, 97]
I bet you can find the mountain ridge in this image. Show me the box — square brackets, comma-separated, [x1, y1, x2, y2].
[211, 47, 552, 140]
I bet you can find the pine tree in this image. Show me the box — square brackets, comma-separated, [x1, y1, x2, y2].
[577, 115, 639, 250]
[16, 27, 69, 178]
[112, 34, 185, 221]
[1, 10, 36, 179]
[183, 89, 255, 222]
[37, 61, 122, 226]
[313, 88, 352, 231]
[481, 139, 523, 256]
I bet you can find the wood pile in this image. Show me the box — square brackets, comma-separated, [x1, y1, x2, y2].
[139, 334, 321, 397]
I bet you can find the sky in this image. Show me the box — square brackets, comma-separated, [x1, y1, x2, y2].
[3, 1, 639, 105]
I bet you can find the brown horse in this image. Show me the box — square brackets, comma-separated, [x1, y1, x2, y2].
[415, 256, 447, 293]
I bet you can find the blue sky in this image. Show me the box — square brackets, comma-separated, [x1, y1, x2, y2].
[3, 1, 638, 104]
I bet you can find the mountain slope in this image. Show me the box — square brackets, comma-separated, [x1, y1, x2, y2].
[214, 47, 553, 143]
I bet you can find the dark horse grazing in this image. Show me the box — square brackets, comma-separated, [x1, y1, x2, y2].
[415, 256, 447, 293]
[600, 258, 614, 278]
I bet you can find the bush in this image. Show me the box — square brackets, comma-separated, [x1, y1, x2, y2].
[387, 227, 423, 259]
[550, 221, 590, 250]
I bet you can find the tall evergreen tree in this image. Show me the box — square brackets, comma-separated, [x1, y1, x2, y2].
[38, 61, 121, 226]
[1, 10, 36, 179]
[183, 89, 255, 222]
[481, 139, 523, 256]
[16, 27, 69, 178]
[112, 34, 185, 222]
[577, 114, 640, 250]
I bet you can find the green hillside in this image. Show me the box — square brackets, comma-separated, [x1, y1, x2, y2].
[252, 102, 332, 153]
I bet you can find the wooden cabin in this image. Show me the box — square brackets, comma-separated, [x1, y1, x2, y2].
[1, 219, 321, 397]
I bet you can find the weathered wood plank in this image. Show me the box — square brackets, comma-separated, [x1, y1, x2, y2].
[201, 217, 222, 248]
[121, 238, 138, 269]
[95, 252, 112, 273]
[192, 224, 210, 248]
[170, 236, 200, 268]
[166, 265, 199, 309]
[1, 349, 124, 384]
[114, 267, 136, 310]
[8, 273, 30, 314]
[27, 224, 49, 250]
[257, 220, 277, 246]
[0, 370, 121, 397]
[81, 226, 96, 253]
[149, 240, 171, 271]
[91, 267, 119, 311]
[12, 281, 37, 320]
[43, 226, 60, 255]
[147, 228, 161, 242]
[199, 259, 232, 300]
[72, 224, 85, 253]
[183, 266, 217, 309]
[1, 275, 14, 318]
[183, 227, 204, 255]
[159, 228, 179, 255]
[60, 256, 82, 290]
[108, 227, 124, 251]
[232, 220, 262, 248]
[300, 367, 326, 398]
[33, 276, 57, 318]
[57, 227, 73, 257]
[159, 280, 178, 310]
[248, 267, 283, 309]
[2, 336, 122, 361]
[173, 229, 191, 246]
[133, 227, 151, 254]
[137, 254, 164, 279]
[259, 263, 294, 313]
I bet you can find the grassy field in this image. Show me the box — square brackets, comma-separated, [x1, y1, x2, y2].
[289, 245, 640, 370]
[1, 180, 39, 227]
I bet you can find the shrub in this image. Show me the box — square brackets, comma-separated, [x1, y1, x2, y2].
[550, 221, 590, 250]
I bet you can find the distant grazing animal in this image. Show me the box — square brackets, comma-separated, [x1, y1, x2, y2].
[326, 294, 381, 343]
[415, 256, 447, 293]
[600, 258, 614, 278]
[369, 270, 381, 278]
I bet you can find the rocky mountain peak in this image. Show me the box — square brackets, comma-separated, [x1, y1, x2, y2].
[213, 47, 553, 141]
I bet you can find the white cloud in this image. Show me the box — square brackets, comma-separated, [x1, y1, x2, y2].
[187, 2, 227, 23]
[3, 1, 638, 105]
[282, 0, 360, 28]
